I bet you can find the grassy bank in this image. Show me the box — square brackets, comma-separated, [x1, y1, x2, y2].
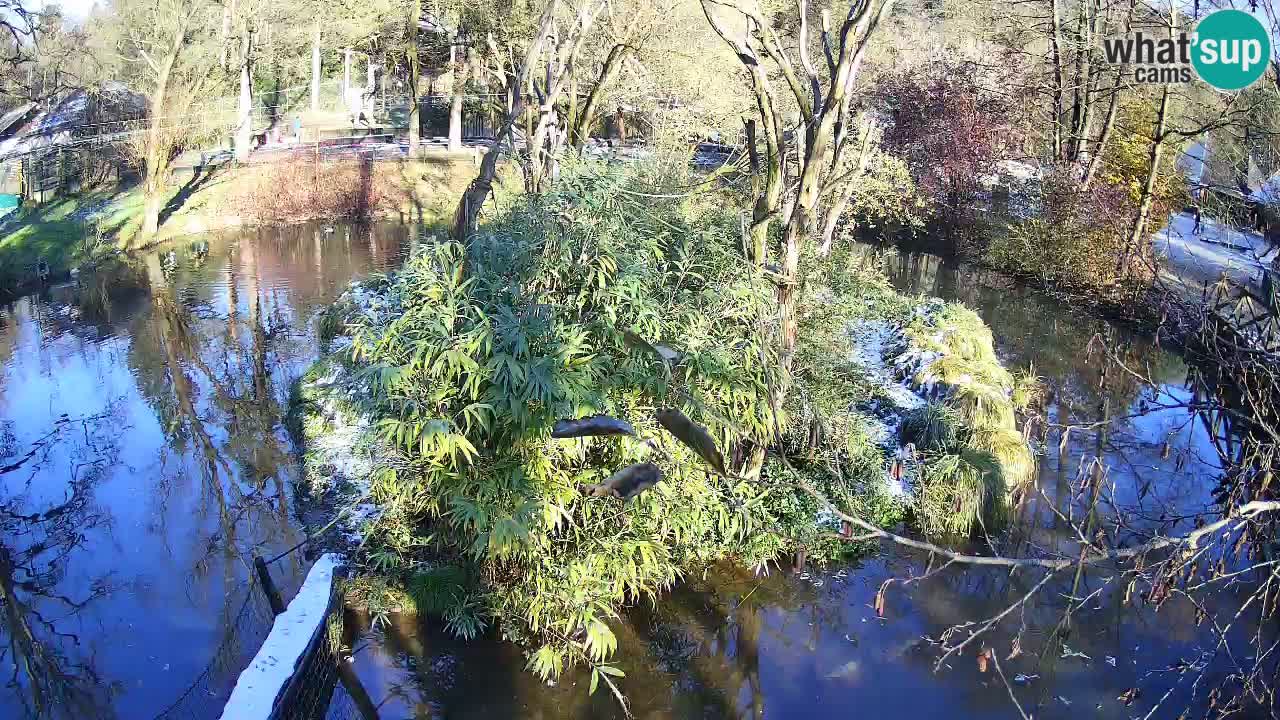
[0, 154, 478, 299]
[0, 188, 143, 297]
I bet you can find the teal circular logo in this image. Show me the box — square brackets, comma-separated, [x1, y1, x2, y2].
[1192, 9, 1271, 91]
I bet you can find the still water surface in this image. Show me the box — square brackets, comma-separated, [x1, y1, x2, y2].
[0, 222, 414, 719]
[0, 228, 1264, 719]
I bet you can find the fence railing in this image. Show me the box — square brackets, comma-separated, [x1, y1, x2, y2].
[217, 554, 345, 720]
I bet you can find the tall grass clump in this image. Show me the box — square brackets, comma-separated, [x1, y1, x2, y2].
[900, 402, 961, 452]
[905, 304, 1035, 536]
[916, 448, 1007, 536]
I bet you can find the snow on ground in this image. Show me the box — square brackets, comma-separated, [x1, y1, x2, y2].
[307, 369, 374, 482]
[300, 283, 396, 544]
[1250, 173, 1280, 206]
[845, 303, 947, 501]
[218, 554, 344, 720]
[304, 369, 381, 544]
[1153, 211, 1275, 297]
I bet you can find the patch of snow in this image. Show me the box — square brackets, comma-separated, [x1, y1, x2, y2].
[218, 554, 344, 720]
[847, 320, 925, 412]
[1153, 211, 1273, 296]
[995, 160, 1042, 182]
[341, 501, 381, 544]
[843, 305, 952, 504]
[815, 506, 844, 532]
[301, 283, 397, 544]
[842, 299, 983, 504]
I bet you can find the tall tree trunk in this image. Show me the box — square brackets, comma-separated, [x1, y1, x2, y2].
[1080, 0, 1102, 164]
[452, 1, 559, 241]
[310, 22, 321, 114]
[407, 0, 420, 155]
[1082, 72, 1122, 189]
[1082, 0, 1136, 188]
[570, 43, 629, 150]
[1066, 0, 1092, 163]
[343, 48, 351, 99]
[142, 36, 182, 238]
[1118, 81, 1171, 280]
[448, 46, 467, 152]
[1048, 0, 1066, 162]
[234, 30, 253, 162]
[219, 1, 232, 69]
[743, 119, 779, 264]
[565, 72, 579, 146]
[1118, 6, 1178, 279]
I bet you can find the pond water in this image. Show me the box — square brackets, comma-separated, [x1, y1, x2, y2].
[0, 222, 417, 720]
[0, 228, 1265, 720]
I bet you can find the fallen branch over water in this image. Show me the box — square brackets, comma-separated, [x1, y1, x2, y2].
[796, 472, 1280, 570]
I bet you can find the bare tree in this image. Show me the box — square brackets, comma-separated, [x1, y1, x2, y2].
[701, 0, 895, 417]
[407, 0, 422, 154]
[112, 0, 224, 239]
[566, 9, 645, 151]
[450, 0, 606, 240]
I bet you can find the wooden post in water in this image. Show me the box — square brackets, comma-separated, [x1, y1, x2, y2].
[254, 554, 286, 616]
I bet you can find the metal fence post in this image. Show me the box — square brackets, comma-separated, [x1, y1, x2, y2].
[254, 554, 287, 616]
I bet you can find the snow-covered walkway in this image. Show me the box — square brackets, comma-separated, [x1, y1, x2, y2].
[1152, 211, 1275, 298]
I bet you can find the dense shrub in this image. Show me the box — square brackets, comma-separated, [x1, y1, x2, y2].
[319, 163, 894, 682]
[307, 161, 1031, 686]
[983, 102, 1188, 296]
[984, 177, 1149, 291]
[878, 58, 1025, 214]
[832, 149, 928, 241]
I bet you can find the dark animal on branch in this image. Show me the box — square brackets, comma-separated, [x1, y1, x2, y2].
[581, 462, 663, 501]
[551, 415, 636, 439]
[655, 408, 726, 476]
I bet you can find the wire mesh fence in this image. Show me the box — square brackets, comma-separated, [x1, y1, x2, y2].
[151, 586, 279, 720]
[267, 578, 344, 720]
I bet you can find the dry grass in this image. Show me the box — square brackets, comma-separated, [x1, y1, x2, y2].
[208, 155, 479, 226]
[2, 153, 486, 286]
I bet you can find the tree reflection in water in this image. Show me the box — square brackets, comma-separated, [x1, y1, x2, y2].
[0, 412, 121, 719]
[0, 221, 413, 719]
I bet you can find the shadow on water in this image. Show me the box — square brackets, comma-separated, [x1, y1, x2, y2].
[333, 241, 1278, 719]
[0, 221, 416, 720]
